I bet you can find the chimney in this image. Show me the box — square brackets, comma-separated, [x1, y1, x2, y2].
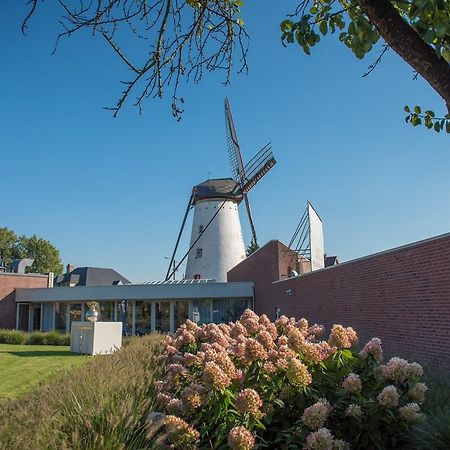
[66, 263, 75, 274]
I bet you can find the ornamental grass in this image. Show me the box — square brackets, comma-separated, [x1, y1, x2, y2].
[0, 334, 164, 450]
[150, 310, 428, 449]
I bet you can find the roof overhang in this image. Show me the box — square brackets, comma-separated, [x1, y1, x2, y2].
[15, 282, 254, 303]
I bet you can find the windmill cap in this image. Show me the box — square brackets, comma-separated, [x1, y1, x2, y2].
[192, 178, 243, 204]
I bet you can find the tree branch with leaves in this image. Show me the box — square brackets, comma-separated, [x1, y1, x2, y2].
[280, 0, 450, 133]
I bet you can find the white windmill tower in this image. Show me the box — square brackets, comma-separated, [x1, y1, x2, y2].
[165, 98, 276, 282]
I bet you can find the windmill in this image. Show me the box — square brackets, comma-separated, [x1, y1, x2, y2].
[165, 98, 276, 282]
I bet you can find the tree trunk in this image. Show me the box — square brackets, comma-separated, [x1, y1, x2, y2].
[358, 0, 450, 112]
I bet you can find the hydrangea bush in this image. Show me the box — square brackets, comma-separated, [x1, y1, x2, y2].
[150, 310, 427, 449]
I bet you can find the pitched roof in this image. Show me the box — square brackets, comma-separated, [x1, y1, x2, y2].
[56, 267, 130, 286]
[324, 256, 339, 267]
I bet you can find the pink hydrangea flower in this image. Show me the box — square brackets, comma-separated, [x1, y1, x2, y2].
[360, 337, 383, 363]
[228, 426, 255, 450]
[305, 427, 334, 450]
[408, 382, 428, 404]
[301, 399, 332, 429]
[286, 359, 312, 388]
[328, 325, 358, 349]
[398, 402, 422, 421]
[342, 373, 362, 394]
[345, 403, 363, 418]
[165, 415, 199, 447]
[235, 388, 263, 416]
[202, 361, 231, 390]
[377, 385, 400, 408]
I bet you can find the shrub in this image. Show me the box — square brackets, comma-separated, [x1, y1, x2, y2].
[26, 331, 48, 345]
[57, 333, 70, 346]
[0, 329, 27, 345]
[0, 334, 164, 450]
[152, 310, 426, 449]
[43, 330, 65, 346]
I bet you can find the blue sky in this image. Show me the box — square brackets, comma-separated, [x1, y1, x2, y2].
[1, 2, 449, 281]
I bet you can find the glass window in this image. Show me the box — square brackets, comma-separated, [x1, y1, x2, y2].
[55, 302, 68, 332]
[195, 248, 202, 258]
[99, 301, 114, 322]
[155, 302, 170, 332]
[70, 303, 82, 322]
[212, 298, 249, 324]
[174, 301, 189, 330]
[192, 299, 211, 325]
[199, 225, 204, 234]
[135, 301, 152, 335]
[117, 300, 131, 335]
[32, 304, 41, 331]
[42, 303, 54, 331]
[17, 304, 29, 331]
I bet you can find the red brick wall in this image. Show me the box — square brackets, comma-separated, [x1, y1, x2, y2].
[0, 274, 49, 329]
[228, 234, 450, 367]
[228, 240, 298, 315]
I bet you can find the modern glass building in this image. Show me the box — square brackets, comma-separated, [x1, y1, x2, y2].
[15, 280, 254, 334]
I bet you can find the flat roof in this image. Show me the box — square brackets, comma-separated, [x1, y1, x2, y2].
[15, 281, 254, 303]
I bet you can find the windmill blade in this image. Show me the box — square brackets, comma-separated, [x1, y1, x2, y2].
[241, 143, 276, 194]
[225, 97, 246, 181]
[243, 193, 258, 247]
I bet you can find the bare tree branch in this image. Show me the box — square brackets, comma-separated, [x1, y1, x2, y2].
[22, 0, 249, 118]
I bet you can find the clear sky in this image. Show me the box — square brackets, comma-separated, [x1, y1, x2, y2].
[1, 2, 449, 282]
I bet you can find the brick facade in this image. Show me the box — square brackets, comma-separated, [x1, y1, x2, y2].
[0, 273, 49, 329]
[228, 233, 450, 367]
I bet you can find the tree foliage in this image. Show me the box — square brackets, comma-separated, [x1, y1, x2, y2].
[280, 0, 450, 133]
[0, 227, 63, 274]
[246, 238, 260, 257]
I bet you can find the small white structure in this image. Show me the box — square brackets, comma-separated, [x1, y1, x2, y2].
[185, 179, 246, 282]
[308, 202, 325, 271]
[70, 321, 122, 355]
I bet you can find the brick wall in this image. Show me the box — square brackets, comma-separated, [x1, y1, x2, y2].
[228, 240, 298, 316]
[0, 274, 49, 329]
[228, 233, 450, 367]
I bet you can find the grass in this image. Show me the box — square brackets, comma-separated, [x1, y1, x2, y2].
[0, 334, 164, 450]
[0, 344, 87, 402]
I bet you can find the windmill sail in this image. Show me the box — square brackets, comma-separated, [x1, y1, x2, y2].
[241, 143, 276, 194]
[225, 97, 245, 181]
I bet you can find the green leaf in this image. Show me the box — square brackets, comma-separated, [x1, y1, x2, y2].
[434, 122, 441, 132]
[442, 49, 450, 63]
[414, 105, 421, 114]
[404, 105, 410, 112]
[319, 20, 328, 35]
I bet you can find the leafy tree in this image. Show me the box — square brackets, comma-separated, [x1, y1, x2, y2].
[0, 227, 63, 274]
[246, 238, 260, 257]
[0, 228, 17, 267]
[280, 0, 450, 133]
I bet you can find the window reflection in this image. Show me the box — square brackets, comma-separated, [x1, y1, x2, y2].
[174, 301, 189, 329]
[135, 301, 152, 335]
[155, 302, 170, 332]
[213, 298, 248, 324]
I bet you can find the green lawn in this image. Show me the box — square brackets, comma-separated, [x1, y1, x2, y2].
[0, 344, 88, 402]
